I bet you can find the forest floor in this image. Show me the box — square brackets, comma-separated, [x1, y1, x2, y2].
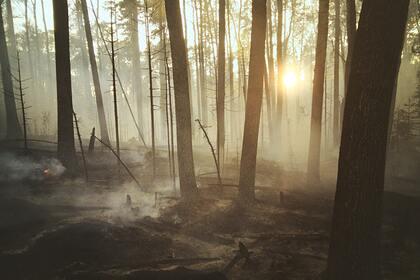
[0, 146, 420, 280]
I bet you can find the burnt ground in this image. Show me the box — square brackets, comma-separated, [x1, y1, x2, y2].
[0, 147, 420, 280]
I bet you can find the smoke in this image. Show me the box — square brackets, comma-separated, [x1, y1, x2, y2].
[0, 152, 65, 181]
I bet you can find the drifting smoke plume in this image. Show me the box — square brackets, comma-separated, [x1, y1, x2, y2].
[0, 152, 65, 181]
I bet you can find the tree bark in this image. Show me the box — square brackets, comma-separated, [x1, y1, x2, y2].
[165, 0, 198, 200]
[0, 4, 21, 139]
[217, 0, 226, 170]
[326, 1, 409, 279]
[307, 0, 329, 182]
[52, 0, 77, 168]
[333, 0, 340, 146]
[238, 0, 267, 202]
[80, 0, 110, 144]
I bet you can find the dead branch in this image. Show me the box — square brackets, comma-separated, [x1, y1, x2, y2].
[196, 119, 222, 192]
[93, 135, 143, 190]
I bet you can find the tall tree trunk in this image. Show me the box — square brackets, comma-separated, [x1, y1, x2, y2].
[238, 0, 267, 202]
[182, 0, 195, 141]
[307, 0, 329, 182]
[267, 0, 275, 145]
[198, 0, 207, 125]
[275, 0, 283, 151]
[52, 0, 77, 168]
[160, 21, 168, 143]
[164, 0, 198, 200]
[264, 58, 273, 143]
[227, 0, 235, 151]
[5, 0, 17, 61]
[192, 0, 202, 123]
[0, 4, 21, 139]
[345, 0, 356, 89]
[145, 0, 156, 179]
[217, 0, 226, 169]
[333, 0, 340, 146]
[80, 0, 110, 144]
[326, 1, 409, 279]
[110, 9, 120, 161]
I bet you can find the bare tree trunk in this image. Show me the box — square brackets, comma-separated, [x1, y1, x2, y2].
[275, 0, 283, 150]
[0, 4, 21, 139]
[182, 0, 194, 138]
[326, 1, 409, 279]
[166, 56, 177, 189]
[217, 0, 226, 170]
[145, 0, 156, 179]
[266, 0, 275, 145]
[198, 0, 208, 125]
[192, 0, 202, 123]
[52, 0, 77, 168]
[264, 59, 273, 143]
[165, 0, 198, 200]
[16, 52, 27, 151]
[333, 0, 340, 146]
[227, 0, 235, 152]
[5, 0, 17, 61]
[110, 8, 120, 163]
[238, 0, 267, 202]
[80, 0, 110, 144]
[307, 0, 329, 182]
[160, 20, 168, 143]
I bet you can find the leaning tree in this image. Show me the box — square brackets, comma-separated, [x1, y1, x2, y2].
[326, 0, 410, 279]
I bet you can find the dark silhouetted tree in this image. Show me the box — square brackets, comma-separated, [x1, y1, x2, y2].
[217, 0, 226, 168]
[0, 2, 21, 139]
[238, 0, 267, 202]
[326, 1, 410, 279]
[52, 0, 77, 168]
[307, 0, 329, 182]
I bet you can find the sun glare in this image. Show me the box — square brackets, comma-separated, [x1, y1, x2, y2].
[283, 71, 297, 88]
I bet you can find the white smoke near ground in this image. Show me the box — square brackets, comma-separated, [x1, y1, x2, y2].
[0, 152, 66, 181]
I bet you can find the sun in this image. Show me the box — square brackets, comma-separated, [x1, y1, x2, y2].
[283, 71, 297, 88]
